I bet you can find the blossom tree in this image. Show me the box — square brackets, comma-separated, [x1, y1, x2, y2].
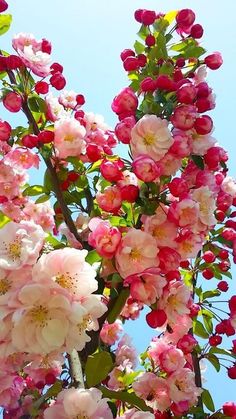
[0, 2, 235, 418]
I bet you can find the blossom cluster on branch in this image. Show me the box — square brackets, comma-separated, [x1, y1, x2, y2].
[0, 1, 236, 418]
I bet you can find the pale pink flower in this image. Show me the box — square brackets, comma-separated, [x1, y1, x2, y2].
[0, 221, 45, 270]
[115, 229, 159, 278]
[100, 320, 123, 345]
[119, 409, 155, 419]
[96, 185, 122, 213]
[143, 215, 178, 248]
[168, 368, 202, 405]
[84, 112, 109, 132]
[124, 268, 167, 305]
[176, 229, 204, 259]
[13, 33, 51, 77]
[32, 247, 98, 299]
[58, 222, 83, 249]
[59, 90, 77, 109]
[131, 115, 173, 161]
[5, 147, 40, 169]
[46, 93, 68, 121]
[190, 132, 216, 155]
[158, 152, 182, 176]
[168, 199, 199, 227]
[54, 118, 86, 159]
[192, 186, 216, 226]
[44, 387, 113, 419]
[148, 340, 185, 374]
[24, 351, 63, 383]
[108, 365, 126, 390]
[159, 280, 191, 325]
[116, 334, 137, 369]
[117, 170, 138, 188]
[221, 176, 236, 198]
[88, 218, 121, 259]
[133, 372, 171, 412]
[120, 297, 143, 320]
[23, 200, 54, 231]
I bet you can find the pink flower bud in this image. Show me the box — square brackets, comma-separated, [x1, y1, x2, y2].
[3, 92, 22, 113]
[140, 77, 156, 92]
[194, 115, 213, 135]
[168, 178, 188, 197]
[50, 72, 66, 90]
[204, 52, 223, 70]
[88, 218, 121, 258]
[115, 116, 136, 144]
[177, 83, 197, 104]
[132, 155, 160, 182]
[123, 56, 139, 71]
[190, 23, 204, 39]
[176, 9, 195, 28]
[0, 0, 8, 12]
[171, 105, 197, 130]
[0, 119, 11, 141]
[100, 159, 124, 182]
[112, 87, 138, 118]
[96, 185, 122, 213]
[120, 49, 135, 62]
[177, 334, 198, 354]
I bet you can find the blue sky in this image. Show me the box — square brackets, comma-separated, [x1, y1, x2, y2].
[1, 0, 236, 411]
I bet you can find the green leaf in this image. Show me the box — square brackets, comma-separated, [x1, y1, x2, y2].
[86, 160, 102, 174]
[0, 14, 12, 35]
[193, 320, 209, 339]
[45, 233, 64, 248]
[107, 288, 130, 324]
[202, 314, 213, 334]
[134, 40, 145, 55]
[0, 211, 10, 229]
[85, 351, 113, 387]
[202, 289, 221, 300]
[191, 155, 205, 170]
[35, 194, 50, 204]
[209, 347, 236, 359]
[202, 388, 215, 412]
[85, 249, 102, 265]
[109, 216, 127, 227]
[206, 354, 220, 372]
[99, 386, 151, 411]
[23, 185, 45, 196]
[28, 96, 46, 113]
[137, 24, 149, 40]
[121, 371, 141, 387]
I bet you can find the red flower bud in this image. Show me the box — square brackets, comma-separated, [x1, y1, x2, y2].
[120, 49, 135, 62]
[228, 365, 236, 379]
[38, 130, 54, 144]
[140, 77, 156, 92]
[123, 56, 139, 71]
[3, 92, 22, 113]
[35, 81, 49, 95]
[45, 373, 56, 386]
[190, 23, 204, 39]
[0, 120, 11, 141]
[22, 134, 39, 149]
[141, 10, 156, 26]
[209, 335, 222, 346]
[50, 72, 66, 90]
[76, 94, 85, 106]
[50, 62, 63, 74]
[41, 38, 52, 54]
[194, 115, 213, 135]
[120, 185, 139, 203]
[145, 34, 155, 47]
[176, 9, 195, 28]
[202, 250, 215, 263]
[204, 52, 223, 70]
[0, 0, 8, 12]
[146, 309, 167, 328]
[6, 55, 23, 70]
[217, 281, 229, 292]
[202, 268, 214, 280]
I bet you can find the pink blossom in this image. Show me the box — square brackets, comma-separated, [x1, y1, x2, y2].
[143, 213, 177, 248]
[115, 334, 137, 369]
[124, 268, 167, 305]
[121, 297, 143, 320]
[176, 229, 204, 259]
[54, 118, 86, 159]
[0, 221, 45, 270]
[59, 90, 77, 109]
[88, 218, 121, 259]
[96, 185, 122, 213]
[12, 33, 51, 77]
[0, 371, 25, 409]
[221, 176, 236, 198]
[189, 131, 216, 155]
[159, 280, 191, 325]
[169, 132, 191, 158]
[32, 247, 98, 299]
[192, 186, 216, 226]
[84, 112, 109, 132]
[158, 247, 181, 274]
[115, 229, 159, 278]
[112, 87, 138, 119]
[149, 340, 185, 374]
[133, 372, 171, 412]
[131, 115, 173, 161]
[115, 116, 136, 144]
[132, 155, 160, 182]
[168, 368, 202, 405]
[46, 93, 68, 121]
[44, 387, 113, 419]
[23, 200, 55, 231]
[177, 334, 198, 354]
[158, 152, 182, 177]
[5, 147, 40, 169]
[100, 320, 123, 345]
[168, 199, 199, 227]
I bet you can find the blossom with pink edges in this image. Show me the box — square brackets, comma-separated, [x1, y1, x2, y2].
[0, 370, 25, 409]
[133, 372, 171, 412]
[124, 268, 167, 305]
[12, 33, 51, 77]
[0, 221, 45, 270]
[115, 228, 159, 278]
[54, 117, 86, 159]
[32, 247, 97, 299]
[131, 115, 173, 161]
[112, 87, 138, 119]
[46, 93, 68, 121]
[5, 147, 40, 169]
[132, 155, 160, 182]
[100, 320, 123, 345]
[159, 280, 191, 325]
[88, 218, 121, 259]
[192, 186, 216, 226]
[44, 387, 113, 419]
[59, 90, 77, 109]
[119, 408, 155, 419]
[96, 185, 122, 213]
[23, 200, 55, 232]
[168, 367, 202, 405]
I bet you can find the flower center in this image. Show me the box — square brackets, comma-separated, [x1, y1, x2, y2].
[29, 305, 49, 327]
[143, 132, 155, 146]
[64, 134, 75, 142]
[7, 238, 22, 261]
[77, 315, 91, 334]
[75, 413, 89, 419]
[130, 247, 141, 261]
[0, 277, 11, 295]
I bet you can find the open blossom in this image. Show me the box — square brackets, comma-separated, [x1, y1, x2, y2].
[44, 387, 113, 419]
[192, 186, 216, 226]
[23, 201, 55, 231]
[159, 280, 191, 325]
[54, 117, 86, 159]
[59, 90, 77, 109]
[10, 281, 106, 354]
[46, 93, 68, 121]
[130, 115, 173, 161]
[32, 247, 97, 299]
[0, 221, 45, 270]
[88, 218, 121, 258]
[133, 372, 171, 412]
[0, 370, 25, 409]
[115, 229, 159, 278]
[168, 368, 202, 405]
[12, 33, 51, 77]
[5, 147, 40, 170]
[100, 320, 123, 345]
[96, 185, 122, 213]
[124, 268, 167, 305]
[115, 334, 137, 369]
[143, 214, 178, 248]
[221, 176, 236, 197]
